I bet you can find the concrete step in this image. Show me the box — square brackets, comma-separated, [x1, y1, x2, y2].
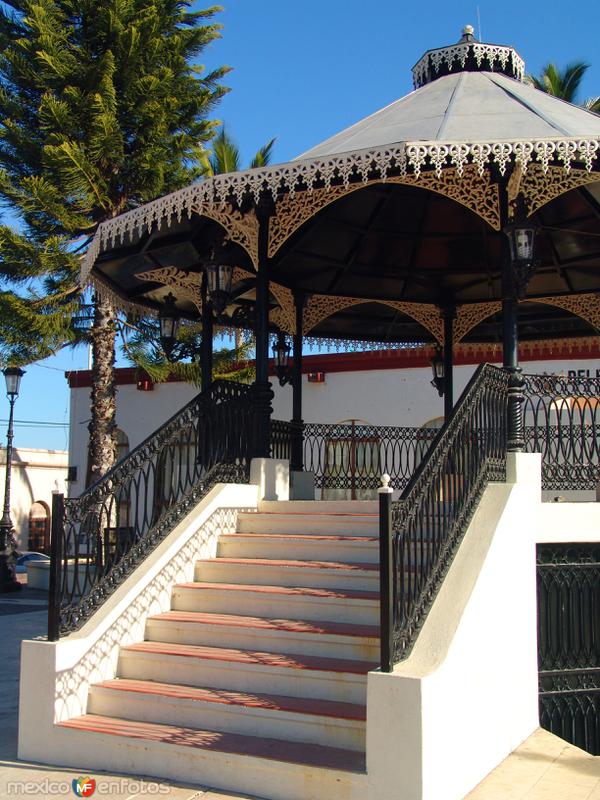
[236, 512, 378, 536]
[118, 641, 374, 704]
[88, 678, 366, 751]
[194, 557, 380, 591]
[145, 610, 379, 661]
[172, 582, 380, 625]
[258, 500, 378, 514]
[57, 715, 367, 800]
[218, 533, 379, 563]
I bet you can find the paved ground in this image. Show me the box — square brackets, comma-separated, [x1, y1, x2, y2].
[466, 728, 600, 800]
[2, 586, 599, 799]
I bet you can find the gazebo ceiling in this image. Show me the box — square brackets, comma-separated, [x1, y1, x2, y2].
[84, 27, 600, 348]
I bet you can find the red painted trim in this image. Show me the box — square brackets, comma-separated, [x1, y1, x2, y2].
[66, 340, 600, 387]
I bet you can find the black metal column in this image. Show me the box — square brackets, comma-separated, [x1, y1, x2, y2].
[502, 288, 524, 452]
[252, 205, 274, 458]
[291, 292, 305, 472]
[47, 491, 64, 641]
[0, 392, 20, 591]
[200, 278, 214, 391]
[379, 487, 394, 672]
[443, 307, 455, 422]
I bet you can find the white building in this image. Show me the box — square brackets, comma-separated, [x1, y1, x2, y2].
[66, 336, 600, 502]
[0, 446, 68, 551]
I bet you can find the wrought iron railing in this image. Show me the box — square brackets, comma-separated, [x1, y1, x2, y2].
[537, 543, 600, 754]
[303, 421, 437, 498]
[48, 380, 252, 639]
[523, 374, 600, 491]
[379, 363, 509, 670]
[270, 419, 294, 461]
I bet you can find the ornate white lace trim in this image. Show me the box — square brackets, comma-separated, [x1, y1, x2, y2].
[81, 136, 600, 286]
[412, 42, 525, 87]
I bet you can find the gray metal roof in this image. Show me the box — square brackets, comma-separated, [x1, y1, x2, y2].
[296, 70, 600, 160]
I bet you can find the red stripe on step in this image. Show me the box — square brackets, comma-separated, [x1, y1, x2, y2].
[221, 534, 378, 542]
[241, 512, 376, 518]
[148, 610, 379, 638]
[59, 714, 366, 772]
[95, 679, 367, 721]
[122, 641, 376, 674]
[175, 582, 380, 601]
[198, 558, 378, 571]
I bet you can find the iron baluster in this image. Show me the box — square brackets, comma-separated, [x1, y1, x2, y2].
[48, 380, 253, 639]
[382, 363, 509, 665]
[378, 477, 394, 673]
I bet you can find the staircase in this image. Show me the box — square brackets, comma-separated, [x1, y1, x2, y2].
[57, 501, 379, 800]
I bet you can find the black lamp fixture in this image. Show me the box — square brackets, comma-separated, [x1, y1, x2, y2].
[503, 220, 538, 297]
[4, 367, 24, 399]
[0, 366, 25, 592]
[158, 292, 181, 361]
[158, 292, 202, 363]
[430, 345, 445, 397]
[204, 246, 234, 316]
[273, 332, 292, 386]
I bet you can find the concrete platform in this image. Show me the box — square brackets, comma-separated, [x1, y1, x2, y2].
[466, 728, 600, 799]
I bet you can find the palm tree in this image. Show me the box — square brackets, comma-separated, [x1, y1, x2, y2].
[202, 127, 276, 348]
[527, 61, 600, 114]
[527, 62, 590, 102]
[202, 127, 276, 176]
[584, 97, 600, 114]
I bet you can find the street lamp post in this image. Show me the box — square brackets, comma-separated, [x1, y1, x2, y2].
[0, 367, 25, 592]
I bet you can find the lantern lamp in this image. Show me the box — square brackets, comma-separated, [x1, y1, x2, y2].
[158, 293, 181, 360]
[204, 252, 234, 315]
[273, 332, 292, 386]
[3, 367, 25, 399]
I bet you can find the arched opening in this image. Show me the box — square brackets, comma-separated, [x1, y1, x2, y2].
[28, 500, 50, 554]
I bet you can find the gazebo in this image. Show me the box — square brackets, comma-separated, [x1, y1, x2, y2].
[81, 25, 600, 472]
[26, 30, 600, 797]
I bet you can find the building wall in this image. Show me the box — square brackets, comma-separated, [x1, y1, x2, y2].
[0, 447, 68, 550]
[66, 351, 600, 500]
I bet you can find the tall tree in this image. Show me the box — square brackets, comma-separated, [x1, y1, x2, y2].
[527, 61, 590, 102]
[200, 125, 275, 349]
[0, 0, 228, 483]
[202, 126, 276, 176]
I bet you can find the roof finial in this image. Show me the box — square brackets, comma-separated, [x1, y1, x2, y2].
[460, 24, 475, 42]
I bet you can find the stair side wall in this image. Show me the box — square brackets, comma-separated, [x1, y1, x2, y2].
[366, 452, 541, 800]
[18, 482, 259, 765]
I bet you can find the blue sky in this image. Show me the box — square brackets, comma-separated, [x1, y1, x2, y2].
[3, 0, 600, 451]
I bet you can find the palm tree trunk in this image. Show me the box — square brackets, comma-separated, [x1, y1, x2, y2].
[87, 295, 117, 484]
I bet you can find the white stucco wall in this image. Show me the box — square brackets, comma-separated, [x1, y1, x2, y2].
[538, 501, 600, 542]
[366, 453, 541, 800]
[0, 447, 68, 550]
[67, 354, 600, 499]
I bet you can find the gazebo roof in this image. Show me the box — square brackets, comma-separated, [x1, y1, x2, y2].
[297, 71, 600, 161]
[82, 27, 600, 349]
